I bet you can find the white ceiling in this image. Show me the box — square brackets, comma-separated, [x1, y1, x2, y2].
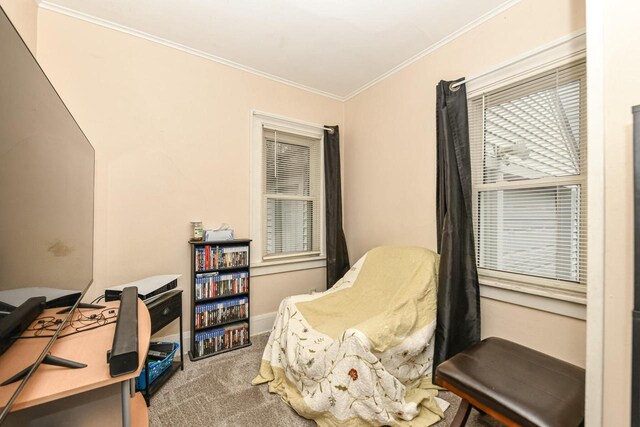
[38, 0, 518, 100]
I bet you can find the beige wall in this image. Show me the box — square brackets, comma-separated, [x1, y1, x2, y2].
[601, 0, 640, 423]
[0, 0, 37, 54]
[33, 9, 343, 325]
[343, 0, 587, 367]
[482, 299, 586, 364]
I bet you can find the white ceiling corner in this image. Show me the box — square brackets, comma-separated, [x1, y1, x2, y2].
[36, 0, 521, 101]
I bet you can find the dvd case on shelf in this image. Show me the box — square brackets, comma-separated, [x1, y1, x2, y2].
[194, 297, 248, 329]
[194, 245, 249, 272]
[194, 322, 249, 358]
[195, 271, 249, 300]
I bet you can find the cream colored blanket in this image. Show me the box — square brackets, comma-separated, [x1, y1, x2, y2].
[252, 246, 447, 426]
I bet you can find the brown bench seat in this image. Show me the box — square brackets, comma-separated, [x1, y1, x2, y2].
[435, 337, 585, 427]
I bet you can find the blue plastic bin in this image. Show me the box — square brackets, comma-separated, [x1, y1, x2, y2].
[135, 342, 179, 390]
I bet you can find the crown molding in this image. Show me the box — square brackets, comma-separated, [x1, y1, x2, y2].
[36, 0, 345, 101]
[342, 0, 522, 100]
[466, 29, 586, 96]
[37, 0, 522, 102]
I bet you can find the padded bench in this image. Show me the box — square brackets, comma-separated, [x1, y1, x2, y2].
[435, 337, 585, 427]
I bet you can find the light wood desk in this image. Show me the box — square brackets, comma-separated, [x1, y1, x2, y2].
[0, 300, 151, 426]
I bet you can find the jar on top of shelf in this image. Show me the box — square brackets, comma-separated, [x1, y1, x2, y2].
[191, 221, 203, 241]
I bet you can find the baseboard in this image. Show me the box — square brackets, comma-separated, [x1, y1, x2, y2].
[250, 311, 277, 336]
[151, 311, 277, 352]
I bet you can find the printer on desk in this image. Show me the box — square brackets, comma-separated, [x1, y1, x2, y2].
[105, 275, 180, 302]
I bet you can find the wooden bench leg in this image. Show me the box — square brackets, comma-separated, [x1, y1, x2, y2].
[451, 398, 472, 427]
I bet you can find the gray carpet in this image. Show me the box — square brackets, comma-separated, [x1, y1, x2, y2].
[148, 333, 503, 426]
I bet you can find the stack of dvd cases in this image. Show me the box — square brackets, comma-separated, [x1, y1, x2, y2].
[194, 297, 248, 329]
[194, 245, 249, 272]
[194, 322, 249, 358]
[194, 271, 249, 301]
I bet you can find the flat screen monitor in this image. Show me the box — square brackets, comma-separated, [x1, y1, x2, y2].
[0, 5, 95, 421]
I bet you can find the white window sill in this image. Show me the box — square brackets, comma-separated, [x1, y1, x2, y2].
[251, 256, 326, 277]
[479, 278, 586, 320]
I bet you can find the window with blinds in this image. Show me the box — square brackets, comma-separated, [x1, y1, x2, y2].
[262, 128, 322, 260]
[469, 59, 587, 293]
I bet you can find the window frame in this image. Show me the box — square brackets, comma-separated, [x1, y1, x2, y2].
[471, 70, 587, 296]
[464, 33, 587, 317]
[250, 110, 326, 276]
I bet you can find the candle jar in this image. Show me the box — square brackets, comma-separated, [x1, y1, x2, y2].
[191, 221, 203, 241]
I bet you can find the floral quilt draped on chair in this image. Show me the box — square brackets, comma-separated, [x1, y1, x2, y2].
[253, 247, 449, 427]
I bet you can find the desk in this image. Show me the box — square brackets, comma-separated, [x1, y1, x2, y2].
[0, 300, 150, 426]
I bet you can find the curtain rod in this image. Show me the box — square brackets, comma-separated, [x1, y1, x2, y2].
[252, 110, 335, 133]
[263, 123, 334, 135]
[449, 32, 584, 92]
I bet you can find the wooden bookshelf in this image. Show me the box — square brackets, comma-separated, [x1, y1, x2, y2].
[188, 239, 251, 361]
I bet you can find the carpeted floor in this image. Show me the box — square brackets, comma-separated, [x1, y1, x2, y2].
[148, 333, 503, 426]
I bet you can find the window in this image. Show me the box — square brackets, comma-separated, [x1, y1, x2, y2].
[263, 129, 321, 258]
[469, 59, 587, 296]
[251, 111, 325, 274]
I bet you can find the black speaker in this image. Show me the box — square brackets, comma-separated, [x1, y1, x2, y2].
[108, 286, 139, 377]
[0, 297, 45, 357]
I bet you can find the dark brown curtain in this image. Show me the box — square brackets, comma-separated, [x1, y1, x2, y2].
[324, 126, 350, 288]
[632, 104, 640, 427]
[433, 79, 481, 377]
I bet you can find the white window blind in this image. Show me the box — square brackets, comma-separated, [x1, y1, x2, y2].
[263, 128, 321, 260]
[469, 59, 587, 293]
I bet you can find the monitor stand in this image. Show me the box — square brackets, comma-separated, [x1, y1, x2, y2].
[1, 354, 86, 386]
